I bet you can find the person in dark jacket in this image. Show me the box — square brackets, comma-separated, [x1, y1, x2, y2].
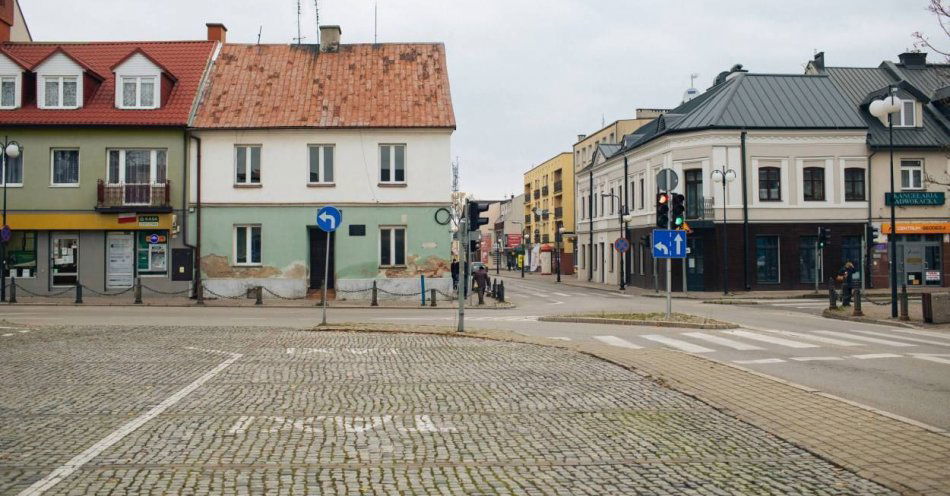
[473, 266, 490, 305]
[450, 259, 459, 290]
[838, 260, 856, 306]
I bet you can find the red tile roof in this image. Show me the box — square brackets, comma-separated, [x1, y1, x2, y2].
[193, 43, 456, 129]
[0, 41, 216, 126]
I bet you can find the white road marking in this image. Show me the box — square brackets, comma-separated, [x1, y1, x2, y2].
[641, 335, 714, 353]
[789, 356, 844, 362]
[547, 300, 565, 306]
[733, 358, 785, 364]
[851, 353, 903, 359]
[2, 333, 13, 337]
[910, 354, 950, 365]
[814, 331, 916, 347]
[770, 302, 828, 307]
[593, 335, 642, 349]
[683, 332, 763, 350]
[548, 337, 572, 341]
[851, 330, 950, 347]
[553, 292, 571, 297]
[885, 327, 950, 341]
[18, 347, 243, 496]
[723, 330, 819, 349]
[226, 415, 255, 435]
[17, 330, 29, 334]
[759, 329, 863, 347]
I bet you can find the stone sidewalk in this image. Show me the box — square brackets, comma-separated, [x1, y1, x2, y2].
[329, 323, 950, 495]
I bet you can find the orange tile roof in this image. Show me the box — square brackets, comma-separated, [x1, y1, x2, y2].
[0, 41, 216, 126]
[193, 43, 456, 129]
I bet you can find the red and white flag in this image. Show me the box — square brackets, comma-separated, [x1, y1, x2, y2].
[117, 213, 136, 224]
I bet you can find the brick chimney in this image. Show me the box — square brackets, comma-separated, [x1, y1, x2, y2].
[206, 23, 227, 44]
[0, 0, 16, 42]
[319, 25, 341, 52]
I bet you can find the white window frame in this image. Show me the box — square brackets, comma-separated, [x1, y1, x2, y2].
[895, 100, 916, 128]
[379, 144, 407, 184]
[0, 147, 23, 187]
[107, 149, 167, 185]
[118, 75, 159, 109]
[0, 76, 17, 109]
[900, 159, 924, 190]
[379, 226, 407, 267]
[233, 225, 262, 266]
[234, 145, 262, 185]
[41, 75, 79, 109]
[308, 144, 335, 185]
[50, 148, 80, 187]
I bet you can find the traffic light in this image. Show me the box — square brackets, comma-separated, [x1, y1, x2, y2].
[469, 239, 480, 253]
[671, 193, 686, 228]
[467, 201, 489, 231]
[866, 225, 880, 247]
[655, 193, 670, 228]
[817, 227, 831, 250]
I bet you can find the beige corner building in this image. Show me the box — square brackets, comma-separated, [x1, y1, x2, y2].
[523, 152, 575, 273]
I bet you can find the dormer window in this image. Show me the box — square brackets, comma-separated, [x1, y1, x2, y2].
[896, 100, 916, 127]
[120, 76, 157, 109]
[43, 76, 79, 108]
[0, 76, 15, 108]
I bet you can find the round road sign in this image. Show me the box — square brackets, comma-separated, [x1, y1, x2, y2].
[614, 237, 630, 253]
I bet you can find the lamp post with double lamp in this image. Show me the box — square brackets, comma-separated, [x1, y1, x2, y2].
[510, 220, 524, 278]
[531, 207, 549, 276]
[1, 138, 22, 303]
[555, 227, 566, 282]
[601, 193, 633, 290]
[869, 87, 901, 318]
[711, 166, 736, 295]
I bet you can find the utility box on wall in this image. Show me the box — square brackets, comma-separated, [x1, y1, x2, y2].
[171, 248, 194, 282]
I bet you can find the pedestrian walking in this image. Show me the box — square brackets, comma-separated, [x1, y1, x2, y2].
[474, 265, 490, 305]
[838, 260, 856, 306]
[450, 258, 459, 290]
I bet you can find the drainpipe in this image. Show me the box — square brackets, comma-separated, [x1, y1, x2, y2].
[182, 132, 195, 260]
[192, 135, 203, 300]
[866, 150, 876, 289]
[622, 155, 629, 286]
[588, 168, 594, 282]
[740, 131, 750, 290]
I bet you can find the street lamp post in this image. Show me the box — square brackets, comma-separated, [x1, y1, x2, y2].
[601, 193, 632, 291]
[555, 227, 566, 283]
[1, 137, 22, 303]
[869, 87, 901, 318]
[711, 166, 736, 295]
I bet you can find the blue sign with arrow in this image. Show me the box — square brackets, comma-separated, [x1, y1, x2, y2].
[652, 230, 687, 259]
[316, 206, 342, 233]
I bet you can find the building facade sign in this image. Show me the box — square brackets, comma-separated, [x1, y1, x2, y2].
[882, 223, 950, 234]
[884, 192, 945, 206]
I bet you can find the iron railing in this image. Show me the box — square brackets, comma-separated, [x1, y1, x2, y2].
[685, 196, 715, 220]
[97, 180, 171, 209]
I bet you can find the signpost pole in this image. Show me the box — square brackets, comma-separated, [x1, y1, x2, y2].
[320, 232, 330, 325]
[814, 238, 819, 294]
[665, 183, 672, 319]
[457, 217, 467, 333]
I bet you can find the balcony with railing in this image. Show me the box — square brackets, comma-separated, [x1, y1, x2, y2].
[533, 190, 540, 199]
[96, 180, 172, 212]
[685, 196, 715, 222]
[553, 180, 562, 194]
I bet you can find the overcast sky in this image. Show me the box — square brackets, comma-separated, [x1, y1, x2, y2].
[26, 0, 946, 199]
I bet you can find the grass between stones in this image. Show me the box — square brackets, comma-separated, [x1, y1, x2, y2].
[543, 312, 736, 329]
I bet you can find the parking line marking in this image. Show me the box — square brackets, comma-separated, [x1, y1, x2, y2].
[733, 358, 785, 364]
[851, 353, 903, 359]
[18, 348, 243, 496]
[593, 335, 642, 349]
[911, 354, 950, 365]
[724, 330, 818, 349]
[815, 331, 915, 347]
[641, 335, 714, 353]
[683, 332, 763, 350]
[790, 356, 843, 362]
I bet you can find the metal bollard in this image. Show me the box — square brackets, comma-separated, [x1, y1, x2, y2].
[195, 280, 205, 305]
[430, 288, 436, 307]
[492, 280, 498, 299]
[498, 281, 505, 302]
[420, 275, 426, 307]
[828, 278, 837, 310]
[852, 289, 863, 317]
[75, 283, 83, 304]
[134, 277, 143, 304]
[899, 284, 910, 321]
[8, 277, 15, 304]
[371, 280, 378, 306]
[255, 286, 263, 305]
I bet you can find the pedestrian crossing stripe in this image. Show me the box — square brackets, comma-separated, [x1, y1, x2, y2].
[814, 331, 916, 347]
[593, 335, 642, 349]
[683, 332, 764, 351]
[641, 335, 714, 353]
[723, 330, 819, 349]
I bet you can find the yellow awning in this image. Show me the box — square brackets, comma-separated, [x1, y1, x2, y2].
[7, 212, 173, 230]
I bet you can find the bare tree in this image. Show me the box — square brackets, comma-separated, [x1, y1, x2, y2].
[913, 0, 950, 62]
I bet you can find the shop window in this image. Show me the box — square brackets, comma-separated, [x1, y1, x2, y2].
[799, 236, 820, 284]
[5, 230, 36, 278]
[756, 235, 780, 284]
[137, 231, 168, 276]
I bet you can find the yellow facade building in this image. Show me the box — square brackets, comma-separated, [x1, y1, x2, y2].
[523, 152, 575, 273]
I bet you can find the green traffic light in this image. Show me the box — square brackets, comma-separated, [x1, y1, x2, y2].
[674, 217, 684, 226]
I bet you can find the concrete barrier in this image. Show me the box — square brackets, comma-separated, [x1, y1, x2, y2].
[922, 292, 950, 324]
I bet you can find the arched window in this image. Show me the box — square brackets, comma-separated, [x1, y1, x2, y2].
[844, 168, 866, 201]
[758, 167, 781, 201]
[802, 167, 825, 201]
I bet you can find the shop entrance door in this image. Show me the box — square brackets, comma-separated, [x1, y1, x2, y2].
[686, 237, 704, 291]
[51, 232, 79, 287]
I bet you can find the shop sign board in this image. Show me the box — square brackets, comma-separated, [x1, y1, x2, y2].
[884, 192, 945, 206]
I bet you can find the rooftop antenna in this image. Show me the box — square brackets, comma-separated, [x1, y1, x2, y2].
[374, 2, 378, 44]
[257, 25, 262, 44]
[690, 72, 698, 88]
[314, 0, 320, 44]
[601, 114, 606, 128]
[293, 0, 305, 44]
[452, 156, 460, 193]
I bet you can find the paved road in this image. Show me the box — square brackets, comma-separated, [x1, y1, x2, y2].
[0, 325, 892, 494]
[2, 276, 949, 431]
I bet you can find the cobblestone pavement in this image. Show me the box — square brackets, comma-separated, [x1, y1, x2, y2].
[0, 325, 894, 495]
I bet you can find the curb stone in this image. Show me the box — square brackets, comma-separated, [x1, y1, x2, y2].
[821, 308, 919, 329]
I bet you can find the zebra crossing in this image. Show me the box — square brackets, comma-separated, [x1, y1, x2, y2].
[556, 327, 950, 366]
